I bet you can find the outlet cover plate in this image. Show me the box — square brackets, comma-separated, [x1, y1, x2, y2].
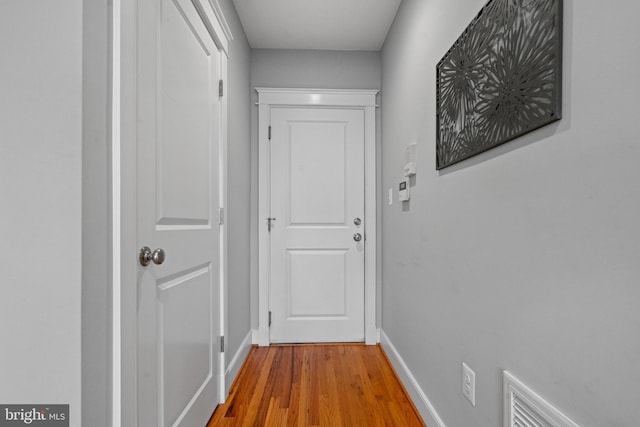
[462, 362, 476, 407]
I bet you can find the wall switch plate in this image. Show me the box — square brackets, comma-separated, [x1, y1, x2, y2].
[388, 187, 393, 205]
[462, 362, 476, 407]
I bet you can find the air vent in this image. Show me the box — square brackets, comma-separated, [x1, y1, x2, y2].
[503, 371, 580, 427]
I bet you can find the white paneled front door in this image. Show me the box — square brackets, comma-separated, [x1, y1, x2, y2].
[269, 107, 366, 343]
[136, 0, 221, 424]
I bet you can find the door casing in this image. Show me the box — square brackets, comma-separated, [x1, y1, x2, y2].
[256, 88, 379, 346]
[112, 0, 232, 424]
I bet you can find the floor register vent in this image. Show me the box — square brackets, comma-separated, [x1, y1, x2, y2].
[504, 371, 580, 427]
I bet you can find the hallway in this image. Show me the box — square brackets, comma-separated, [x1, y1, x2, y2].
[4, 0, 640, 425]
[208, 344, 425, 426]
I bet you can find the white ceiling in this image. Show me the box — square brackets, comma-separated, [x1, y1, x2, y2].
[232, 0, 402, 51]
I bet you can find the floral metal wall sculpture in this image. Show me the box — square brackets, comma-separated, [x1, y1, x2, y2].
[436, 0, 562, 169]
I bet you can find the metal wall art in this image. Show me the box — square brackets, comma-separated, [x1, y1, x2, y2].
[436, 0, 563, 169]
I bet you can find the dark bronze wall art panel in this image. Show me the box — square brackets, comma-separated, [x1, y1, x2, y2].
[436, 0, 562, 169]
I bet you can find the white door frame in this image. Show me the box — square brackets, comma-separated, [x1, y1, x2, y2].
[112, 0, 232, 424]
[256, 88, 378, 346]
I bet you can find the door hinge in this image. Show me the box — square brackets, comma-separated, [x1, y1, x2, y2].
[218, 79, 224, 97]
[218, 207, 224, 225]
[268, 125, 271, 140]
[267, 217, 276, 232]
[219, 336, 225, 353]
[268, 311, 272, 327]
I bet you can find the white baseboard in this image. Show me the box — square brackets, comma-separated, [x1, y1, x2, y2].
[224, 331, 252, 399]
[380, 330, 446, 427]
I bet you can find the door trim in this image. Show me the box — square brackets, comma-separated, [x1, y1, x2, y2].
[256, 88, 379, 346]
[113, 1, 232, 424]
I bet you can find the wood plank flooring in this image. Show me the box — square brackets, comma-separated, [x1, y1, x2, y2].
[208, 344, 425, 426]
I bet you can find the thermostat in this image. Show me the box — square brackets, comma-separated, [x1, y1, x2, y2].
[404, 143, 417, 177]
[399, 180, 410, 202]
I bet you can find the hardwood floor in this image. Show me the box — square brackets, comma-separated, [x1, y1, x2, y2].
[208, 344, 425, 426]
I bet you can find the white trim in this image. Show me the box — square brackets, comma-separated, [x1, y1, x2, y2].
[256, 88, 379, 346]
[218, 51, 229, 404]
[193, 0, 233, 56]
[116, 0, 138, 423]
[223, 331, 253, 401]
[363, 102, 377, 345]
[208, 0, 234, 43]
[257, 99, 271, 347]
[380, 330, 447, 427]
[255, 87, 379, 108]
[109, 0, 121, 425]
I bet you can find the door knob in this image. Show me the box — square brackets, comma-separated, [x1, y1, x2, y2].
[151, 248, 165, 265]
[139, 246, 152, 266]
[353, 233, 362, 242]
[139, 246, 166, 266]
[354, 217, 362, 226]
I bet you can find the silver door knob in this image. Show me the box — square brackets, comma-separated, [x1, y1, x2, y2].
[353, 233, 362, 242]
[139, 246, 166, 266]
[139, 246, 152, 266]
[354, 217, 362, 226]
[151, 248, 165, 265]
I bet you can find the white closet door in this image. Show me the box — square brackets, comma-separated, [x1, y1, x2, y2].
[136, 0, 221, 424]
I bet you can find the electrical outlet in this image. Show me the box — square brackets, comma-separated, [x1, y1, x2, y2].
[462, 362, 476, 407]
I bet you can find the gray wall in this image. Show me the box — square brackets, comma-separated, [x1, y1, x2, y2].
[0, 1, 83, 425]
[249, 49, 382, 331]
[218, 0, 253, 367]
[82, 0, 109, 425]
[381, 0, 640, 426]
[251, 49, 381, 90]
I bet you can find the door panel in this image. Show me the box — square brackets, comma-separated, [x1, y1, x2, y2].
[158, 265, 212, 424]
[157, 0, 213, 225]
[288, 249, 347, 316]
[137, 0, 220, 424]
[270, 108, 365, 343]
[289, 122, 347, 225]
